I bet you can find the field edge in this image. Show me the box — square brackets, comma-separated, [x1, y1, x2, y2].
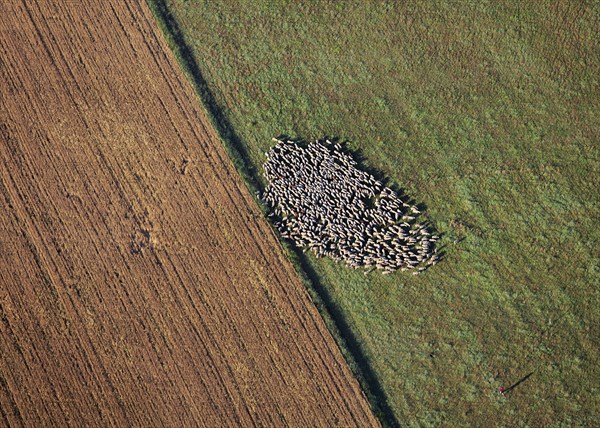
[145, 0, 399, 426]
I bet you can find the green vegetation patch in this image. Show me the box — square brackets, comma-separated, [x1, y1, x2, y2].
[148, 1, 599, 426]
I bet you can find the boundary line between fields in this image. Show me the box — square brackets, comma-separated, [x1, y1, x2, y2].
[146, 1, 400, 426]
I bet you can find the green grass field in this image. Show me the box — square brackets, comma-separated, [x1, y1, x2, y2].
[148, 1, 598, 425]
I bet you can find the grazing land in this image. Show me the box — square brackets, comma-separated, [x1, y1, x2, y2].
[0, 1, 379, 426]
[152, 1, 599, 425]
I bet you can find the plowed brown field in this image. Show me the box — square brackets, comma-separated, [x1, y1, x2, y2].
[0, 1, 378, 426]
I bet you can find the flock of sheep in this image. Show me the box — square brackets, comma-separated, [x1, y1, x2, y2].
[260, 138, 440, 274]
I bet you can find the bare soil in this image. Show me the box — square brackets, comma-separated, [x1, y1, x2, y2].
[0, 1, 378, 426]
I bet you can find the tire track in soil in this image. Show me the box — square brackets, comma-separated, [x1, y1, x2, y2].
[0, 1, 379, 426]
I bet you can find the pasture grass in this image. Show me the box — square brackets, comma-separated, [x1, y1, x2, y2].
[148, 1, 599, 425]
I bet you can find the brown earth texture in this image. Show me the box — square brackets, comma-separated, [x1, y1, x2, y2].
[0, 1, 378, 426]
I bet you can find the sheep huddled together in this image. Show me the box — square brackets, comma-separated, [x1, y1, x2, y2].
[260, 138, 440, 274]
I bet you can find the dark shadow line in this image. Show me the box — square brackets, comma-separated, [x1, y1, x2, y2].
[148, 2, 399, 426]
[149, 0, 262, 193]
[294, 249, 401, 427]
[504, 371, 535, 394]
